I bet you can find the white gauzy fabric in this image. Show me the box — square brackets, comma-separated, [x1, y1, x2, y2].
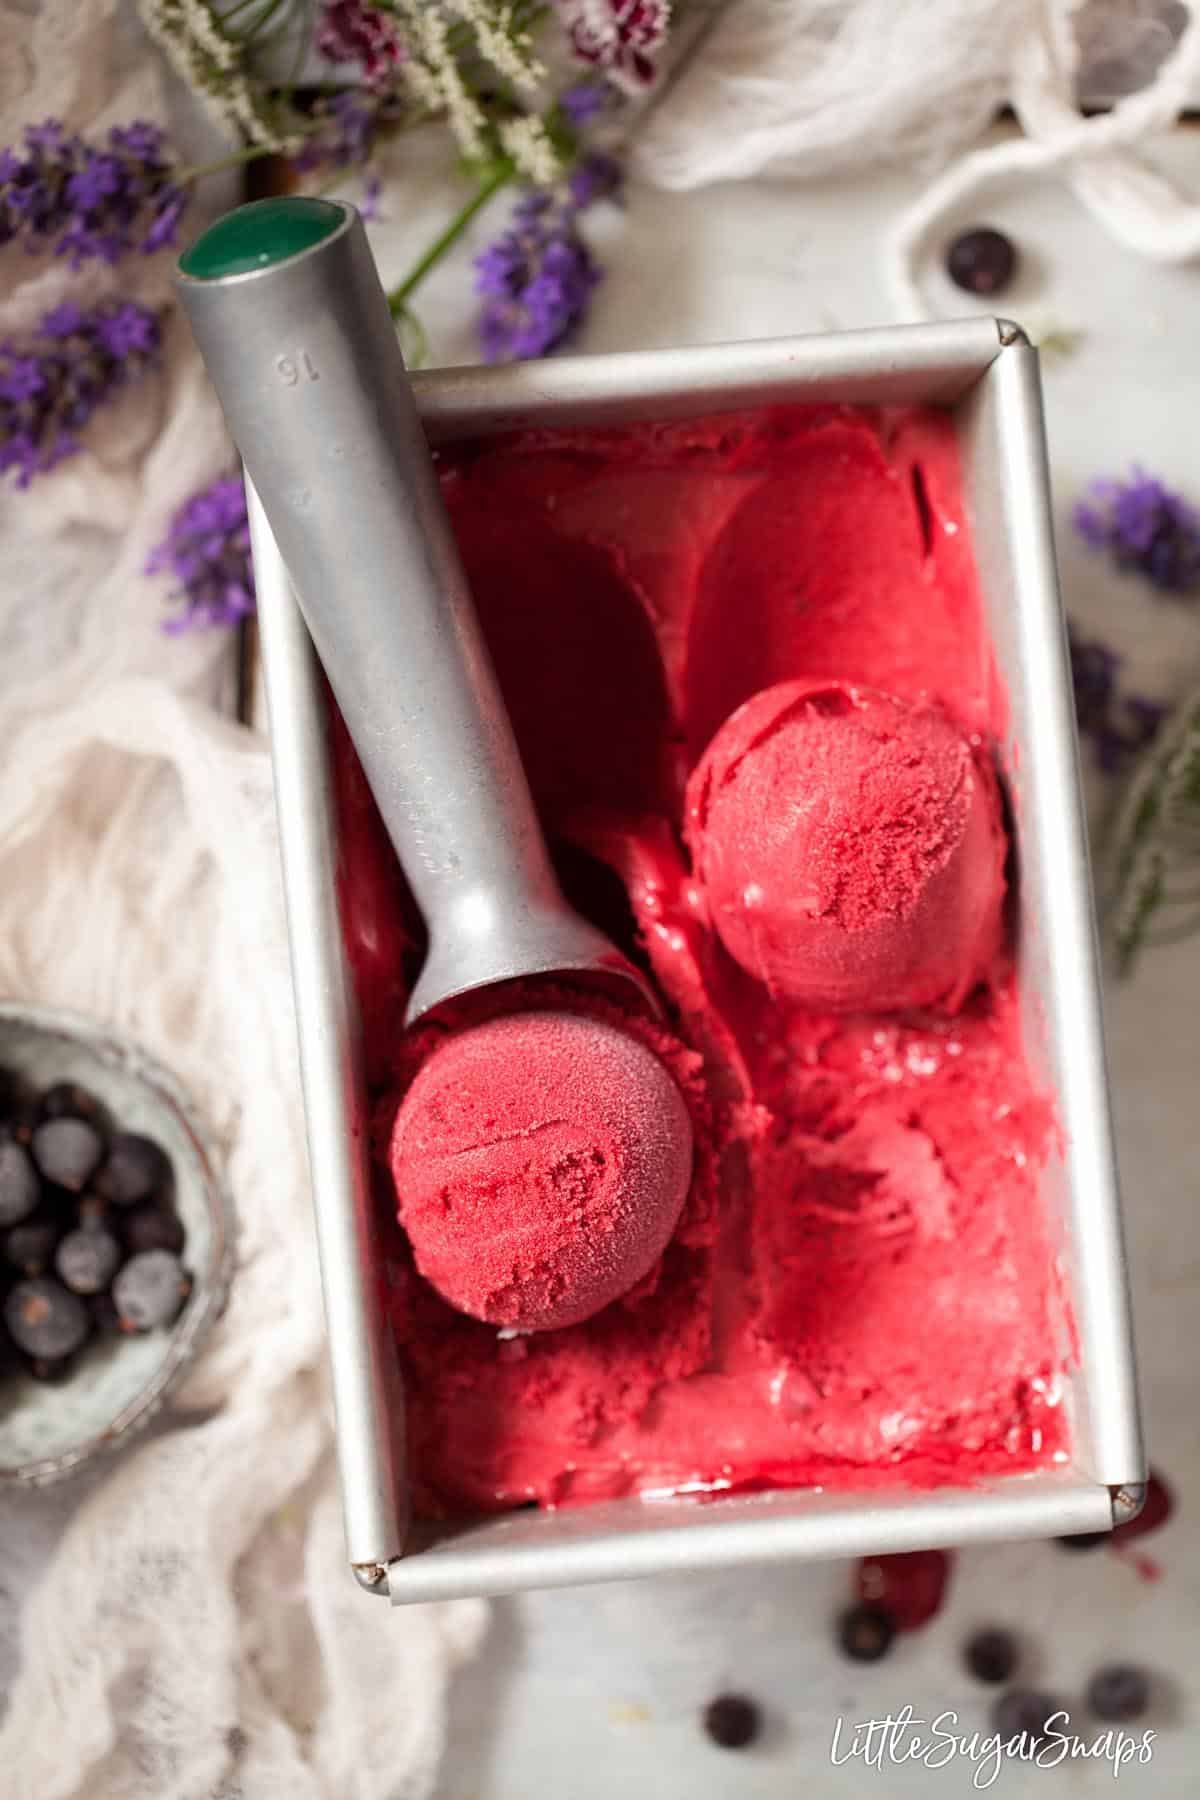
[634, 0, 1200, 318]
[887, 0, 1200, 315]
[0, 5, 487, 1796]
[636, 0, 1037, 188]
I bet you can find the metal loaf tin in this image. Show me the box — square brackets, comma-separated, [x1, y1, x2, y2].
[252, 318, 1145, 1605]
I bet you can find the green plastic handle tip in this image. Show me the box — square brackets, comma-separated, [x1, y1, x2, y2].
[178, 197, 345, 281]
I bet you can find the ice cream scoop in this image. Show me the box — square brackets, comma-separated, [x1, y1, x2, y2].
[686, 678, 1006, 1011]
[177, 198, 694, 1331]
[175, 196, 652, 1026]
[390, 1010, 694, 1332]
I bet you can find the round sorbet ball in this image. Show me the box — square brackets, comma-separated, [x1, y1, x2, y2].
[389, 1010, 694, 1332]
[685, 678, 1006, 1012]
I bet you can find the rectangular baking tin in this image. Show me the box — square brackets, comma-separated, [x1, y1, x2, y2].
[252, 318, 1145, 1605]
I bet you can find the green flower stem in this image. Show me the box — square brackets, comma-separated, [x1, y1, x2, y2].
[214, 0, 276, 26]
[178, 142, 282, 186]
[386, 160, 515, 316]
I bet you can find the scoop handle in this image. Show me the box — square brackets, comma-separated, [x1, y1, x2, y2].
[178, 200, 618, 1020]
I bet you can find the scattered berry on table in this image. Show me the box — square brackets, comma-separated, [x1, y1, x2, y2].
[1086, 1663, 1150, 1723]
[837, 1603, 896, 1663]
[965, 1628, 1019, 1685]
[990, 1688, 1061, 1749]
[702, 1693, 762, 1749]
[945, 227, 1018, 296]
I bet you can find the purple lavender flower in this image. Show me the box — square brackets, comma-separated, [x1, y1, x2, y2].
[360, 173, 383, 224]
[1066, 618, 1167, 774]
[147, 474, 256, 633]
[1067, 619, 1119, 736]
[559, 83, 608, 127]
[0, 357, 45, 404]
[475, 191, 601, 363]
[66, 154, 123, 212]
[94, 303, 160, 359]
[1106, 694, 1169, 772]
[0, 300, 162, 488]
[1074, 466, 1200, 597]
[142, 189, 188, 255]
[567, 150, 623, 210]
[24, 122, 66, 152]
[290, 90, 403, 177]
[0, 117, 187, 266]
[38, 301, 85, 339]
[110, 122, 167, 161]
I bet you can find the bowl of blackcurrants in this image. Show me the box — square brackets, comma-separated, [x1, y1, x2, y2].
[0, 1003, 234, 1484]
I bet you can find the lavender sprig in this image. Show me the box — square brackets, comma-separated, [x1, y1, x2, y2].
[0, 119, 187, 267]
[147, 473, 255, 633]
[558, 82, 611, 127]
[474, 189, 602, 362]
[0, 301, 163, 488]
[290, 89, 406, 177]
[1074, 466, 1200, 598]
[1066, 619, 1168, 776]
[471, 141, 623, 365]
[1103, 686, 1200, 973]
[566, 149, 623, 209]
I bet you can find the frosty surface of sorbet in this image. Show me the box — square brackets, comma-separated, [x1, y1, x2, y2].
[685, 678, 1006, 1011]
[334, 403, 1066, 1517]
[389, 1010, 694, 1333]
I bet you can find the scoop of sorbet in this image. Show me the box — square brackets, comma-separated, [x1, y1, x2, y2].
[389, 1011, 694, 1332]
[685, 678, 1006, 1011]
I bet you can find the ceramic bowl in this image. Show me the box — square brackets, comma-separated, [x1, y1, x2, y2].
[0, 1003, 234, 1485]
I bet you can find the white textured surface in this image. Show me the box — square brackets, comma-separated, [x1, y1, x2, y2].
[317, 126, 1200, 1797]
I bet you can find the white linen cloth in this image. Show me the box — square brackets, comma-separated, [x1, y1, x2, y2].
[632, 0, 1200, 315]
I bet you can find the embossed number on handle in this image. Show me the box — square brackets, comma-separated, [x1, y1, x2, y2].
[275, 351, 320, 386]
